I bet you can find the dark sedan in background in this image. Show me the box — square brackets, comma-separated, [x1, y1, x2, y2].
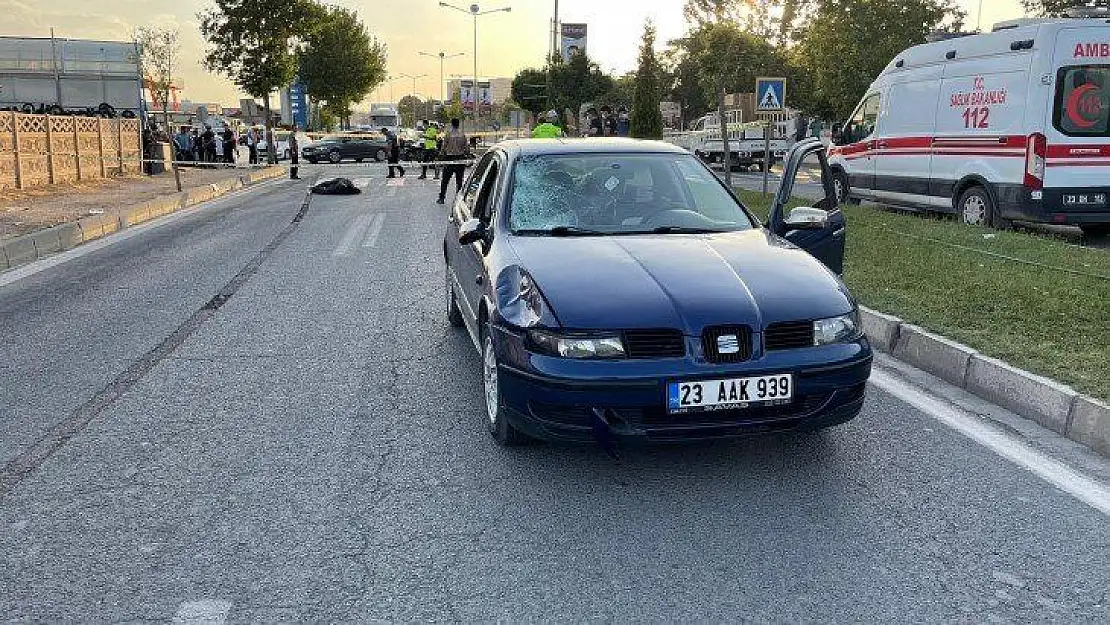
[301, 133, 389, 164]
[444, 137, 870, 447]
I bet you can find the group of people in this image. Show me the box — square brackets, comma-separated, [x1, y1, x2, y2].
[380, 117, 471, 204]
[170, 124, 239, 164]
[582, 105, 631, 138]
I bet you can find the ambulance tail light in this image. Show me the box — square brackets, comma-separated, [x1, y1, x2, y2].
[1024, 132, 1046, 190]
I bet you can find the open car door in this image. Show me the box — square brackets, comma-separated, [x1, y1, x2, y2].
[767, 138, 846, 275]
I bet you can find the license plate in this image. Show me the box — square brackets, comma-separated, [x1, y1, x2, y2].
[1063, 193, 1106, 206]
[667, 374, 793, 414]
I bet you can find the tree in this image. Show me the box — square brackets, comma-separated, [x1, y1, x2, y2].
[662, 42, 713, 127]
[684, 0, 816, 45]
[134, 26, 181, 133]
[298, 6, 387, 130]
[398, 95, 425, 128]
[791, 0, 963, 120]
[631, 20, 664, 139]
[199, 0, 324, 162]
[511, 67, 550, 118]
[1022, 0, 1109, 16]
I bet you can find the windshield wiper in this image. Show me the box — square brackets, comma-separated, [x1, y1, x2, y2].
[518, 226, 611, 237]
[647, 226, 729, 234]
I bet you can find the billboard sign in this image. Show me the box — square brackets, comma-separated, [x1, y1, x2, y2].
[460, 79, 475, 109]
[478, 80, 492, 107]
[288, 81, 309, 128]
[561, 23, 587, 62]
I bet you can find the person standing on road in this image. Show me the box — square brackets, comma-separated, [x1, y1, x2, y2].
[288, 128, 300, 180]
[246, 127, 259, 165]
[532, 110, 565, 138]
[201, 125, 217, 164]
[383, 127, 405, 178]
[419, 121, 440, 180]
[222, 127, 236, 164]
[437, 118, 469, 205]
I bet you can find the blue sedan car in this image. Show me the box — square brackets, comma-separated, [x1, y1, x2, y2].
[444, 138, 871, 446]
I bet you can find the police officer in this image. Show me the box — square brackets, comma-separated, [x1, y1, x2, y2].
[288, 127, 301, 180]
[419, 120, 439, 179]
[531, 110, 565, 138]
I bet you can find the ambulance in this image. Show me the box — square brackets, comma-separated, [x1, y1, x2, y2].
[828, 8, 1110, 235]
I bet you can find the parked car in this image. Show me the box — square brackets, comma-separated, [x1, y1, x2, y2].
[301, 133, 389, 164]
[444, 137, 870, 446]
[258, 131, 312, 161]
[828, 11, 1110, 235]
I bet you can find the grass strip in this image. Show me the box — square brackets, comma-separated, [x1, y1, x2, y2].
[735, 188, 1109, 402]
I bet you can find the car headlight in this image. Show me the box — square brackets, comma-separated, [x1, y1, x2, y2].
[813, 310, 861, 345]
[528, 330, 626, 359]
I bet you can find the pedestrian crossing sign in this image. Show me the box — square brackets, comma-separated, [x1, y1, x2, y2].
[756, 77, 786, 112]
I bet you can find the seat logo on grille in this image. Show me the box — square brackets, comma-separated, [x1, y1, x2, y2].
[716, 334, 740, 354]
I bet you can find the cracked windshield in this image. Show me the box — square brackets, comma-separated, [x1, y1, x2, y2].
[1, 0, 1108, 622]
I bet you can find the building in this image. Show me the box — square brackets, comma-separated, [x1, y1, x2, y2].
[445, 77, 512, 105]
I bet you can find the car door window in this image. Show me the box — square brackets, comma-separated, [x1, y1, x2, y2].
[473, 159, 501, 223]
[459, 154, 495, 219]
[844, 93, 881, 144]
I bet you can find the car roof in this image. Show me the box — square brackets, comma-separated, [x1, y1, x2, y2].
[493, 138, 688, 158]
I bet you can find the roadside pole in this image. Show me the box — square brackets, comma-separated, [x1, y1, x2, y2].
[762, 119, 771, 197]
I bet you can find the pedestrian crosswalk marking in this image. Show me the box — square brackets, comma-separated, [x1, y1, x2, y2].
[362, 214, 386, 248]
[333, 214, 376, 257]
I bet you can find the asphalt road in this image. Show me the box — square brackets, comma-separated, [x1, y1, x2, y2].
[1, 165, 1108, 622]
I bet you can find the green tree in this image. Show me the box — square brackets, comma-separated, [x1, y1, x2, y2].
[684, 0, 815, 44]
[298, 6, 387, 130]
[662, 42, 713, 127]
[631, 20, 664, 139]
[511, 67, 550, 118]
[398, 95, 425, 128]
[199, 0, 323, 162]
[791, 0, 963, 121]
[1021, 0, 1109, 16]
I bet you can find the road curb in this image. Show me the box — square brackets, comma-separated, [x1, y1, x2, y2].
[860, 305, 1107, 457]
[0, 166, 285, 271]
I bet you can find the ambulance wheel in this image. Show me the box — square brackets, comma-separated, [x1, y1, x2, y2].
[833, 171, 857, 205]
[957, 185, 999, 228]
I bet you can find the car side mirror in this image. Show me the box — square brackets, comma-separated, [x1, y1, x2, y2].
[458, 218, 488, 246]
[784, 207, 829, 230]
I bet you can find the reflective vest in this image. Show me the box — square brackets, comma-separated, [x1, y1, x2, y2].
[424, 127, 438, 149]
[531, 123, 563, 139]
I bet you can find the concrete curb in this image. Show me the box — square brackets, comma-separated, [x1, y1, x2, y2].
[0, 166, 284, 271]
[859, 305, 1108, 457]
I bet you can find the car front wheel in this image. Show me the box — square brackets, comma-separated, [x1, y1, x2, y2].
[328, 149, 342, 164]
[375, 148, 387, 162]
[482, 323, 526, 446]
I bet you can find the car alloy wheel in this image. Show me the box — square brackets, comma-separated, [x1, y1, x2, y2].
[833, 172, 848, 203]
[328, 149, 342, 163]
[376, 148, 387, 162]
[482, 323, 527, 446]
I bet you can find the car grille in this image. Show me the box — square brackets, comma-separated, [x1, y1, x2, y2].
[622, 329, 686, 358]
[701, 326, 752, 363]
[764, 321, 814, 351]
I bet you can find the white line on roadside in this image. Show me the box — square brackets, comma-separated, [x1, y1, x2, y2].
[332, 213, 375, 257]
[870, 368, 1110, 517]
[0, 179, 288, 289]
[351, 177, 371, 189]
[171, 599, 232, 624]
[362, 213, 386, 248]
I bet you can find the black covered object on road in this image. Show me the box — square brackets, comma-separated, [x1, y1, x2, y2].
[311, 178, 362, 195]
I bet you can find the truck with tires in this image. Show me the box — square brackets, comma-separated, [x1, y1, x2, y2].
[827, 8, 1110, 235]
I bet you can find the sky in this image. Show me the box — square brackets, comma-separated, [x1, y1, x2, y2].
[3, 0, 1027, 107]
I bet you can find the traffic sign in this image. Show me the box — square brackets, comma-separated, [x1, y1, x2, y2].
[756, 77, 786, 112]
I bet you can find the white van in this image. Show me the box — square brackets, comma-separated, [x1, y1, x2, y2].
[828, 11, 1110, 235]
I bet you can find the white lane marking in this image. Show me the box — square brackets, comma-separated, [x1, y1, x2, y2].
[386, 178, 405, 187]
[172, 599, 231, 624]
[361, 213, 386, 248]
[0, 179, 287, 289]
[351, 177, 371, 189]
[332, 213, 375, 257]
[870, 368, 1110, 517]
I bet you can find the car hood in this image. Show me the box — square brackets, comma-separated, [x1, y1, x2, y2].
[508, 230, 852, 332]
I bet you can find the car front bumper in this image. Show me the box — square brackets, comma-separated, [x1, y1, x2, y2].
[492, 324, 873, 443]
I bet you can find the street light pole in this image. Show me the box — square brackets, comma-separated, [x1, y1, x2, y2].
[438, 2, 511, 132]
[399, 73, 427, 127]
[419, 51, 465, 112]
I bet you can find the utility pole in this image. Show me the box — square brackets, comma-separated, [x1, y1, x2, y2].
[419, 50, 465, 112]
[439, 2, 511, 132]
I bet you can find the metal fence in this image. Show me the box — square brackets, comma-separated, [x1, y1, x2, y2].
[0, 111, 141, 190]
